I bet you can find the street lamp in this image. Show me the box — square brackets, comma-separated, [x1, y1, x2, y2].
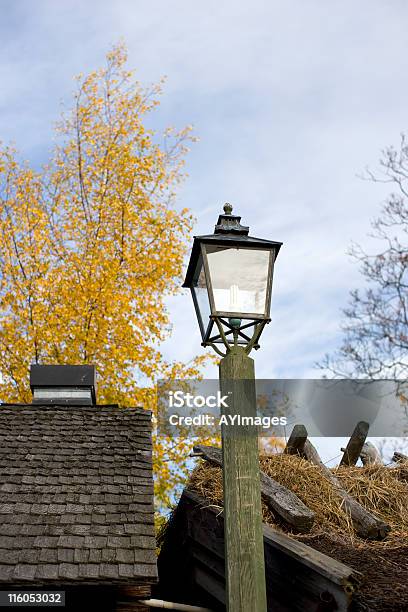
[183, 204, 282, 612]
[183, 202, 281, 354]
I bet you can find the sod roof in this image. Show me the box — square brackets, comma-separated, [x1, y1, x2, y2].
[188, 452, 408, 611]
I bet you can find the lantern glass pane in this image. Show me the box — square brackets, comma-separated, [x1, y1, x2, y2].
[206, 246, 270, 315]
[191, 257, 211, 336]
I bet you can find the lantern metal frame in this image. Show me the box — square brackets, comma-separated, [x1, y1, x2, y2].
[183, 204, 282, 355]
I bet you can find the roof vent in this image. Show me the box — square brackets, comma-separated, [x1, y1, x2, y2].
[30, 365, 96, 405]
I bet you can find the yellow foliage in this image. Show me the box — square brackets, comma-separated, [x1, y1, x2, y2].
[0, 43, 212, 512]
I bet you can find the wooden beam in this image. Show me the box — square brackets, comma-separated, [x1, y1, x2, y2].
[262, 521, 359, 587]
[193, 444, 314, 533]
[116, 586, 151, 612]
[302, 439, 390, 539]
[179, 489, 360, 612]
[393, 451, 408, 464]
[259, 472, 314, 533]
[284, 424, 308, 455]
[340, 421, 369, 466]
[117, 587, 151, 599]
[359, 442, 382, 465]
[218, 348, 267, 612]
[193, 566, 225, 607]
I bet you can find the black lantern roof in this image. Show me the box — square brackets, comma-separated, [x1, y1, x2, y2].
[183, 204, 283, 350]
[182, 204, 282, 289]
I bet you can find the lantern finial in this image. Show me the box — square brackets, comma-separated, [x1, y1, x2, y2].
[215, 204, 249, 235]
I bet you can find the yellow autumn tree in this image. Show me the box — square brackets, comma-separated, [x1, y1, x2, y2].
[0, 44, 213, 512]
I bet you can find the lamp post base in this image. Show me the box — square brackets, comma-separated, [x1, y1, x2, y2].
[219, 345, 267, 612]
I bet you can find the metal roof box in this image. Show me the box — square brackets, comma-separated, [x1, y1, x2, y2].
[30, 364, 96, 405]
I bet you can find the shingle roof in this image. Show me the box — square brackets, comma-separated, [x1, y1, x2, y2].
[0, 405, 157, 585]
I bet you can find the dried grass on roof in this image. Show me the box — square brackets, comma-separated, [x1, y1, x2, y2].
[188, 453, 408, 546]
[187, 453, 408, 610]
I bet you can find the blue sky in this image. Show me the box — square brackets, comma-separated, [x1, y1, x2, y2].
[1, 0, 407, 389]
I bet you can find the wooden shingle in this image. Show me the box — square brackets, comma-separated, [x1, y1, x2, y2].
[0, 405, 157, 586]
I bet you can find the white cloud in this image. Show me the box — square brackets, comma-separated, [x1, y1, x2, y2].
[1, 0, 407, 380]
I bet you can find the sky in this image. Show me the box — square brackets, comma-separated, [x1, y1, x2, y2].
[1, 1, 407, 459]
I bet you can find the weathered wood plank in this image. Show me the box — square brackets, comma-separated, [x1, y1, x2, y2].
[181, 489, 360, 612]
[262, 531, 358, 612]
[218, 349, 267, 612]
[262, 523, 357, 586]
[116, 604, 150, 612]
[359, 441, 382, 465]
[284, 424, 308, 455]
[302, 439, 390, 539]
[340, 421, 369, 466]
[259, 472, 314, 533]
[184, 490, 357, 587]
[193, 444, 314, 533]
[115, 586, 151, 612]
[193, 566, 226, 607]
[393, 451, 408, 464]
[117, 586, 151, 599]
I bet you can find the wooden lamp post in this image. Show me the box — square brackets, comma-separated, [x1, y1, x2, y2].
[183, 204, 282, 611]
